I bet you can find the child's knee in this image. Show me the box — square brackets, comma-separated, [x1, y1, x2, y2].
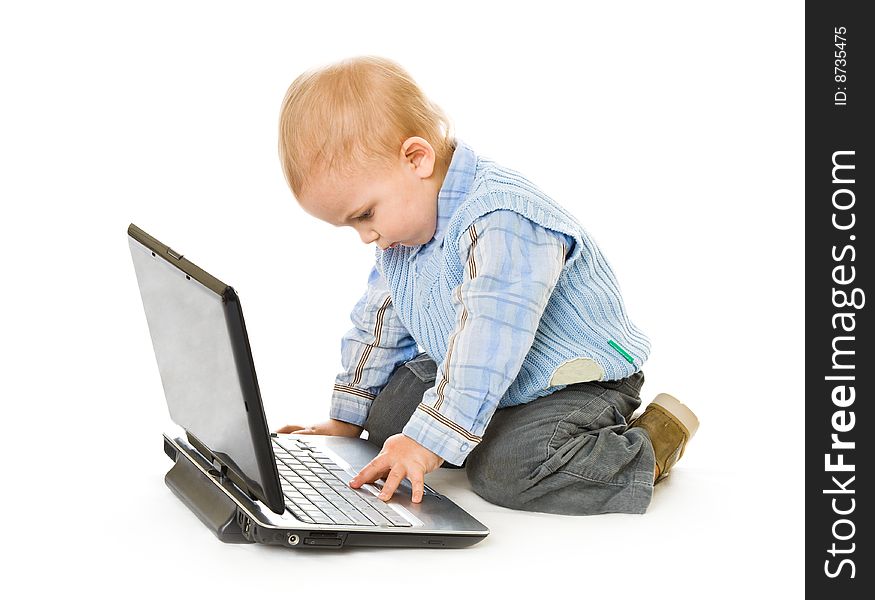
[464, 448, 533, 509]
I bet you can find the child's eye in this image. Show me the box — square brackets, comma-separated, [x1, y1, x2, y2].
[356, 210, 373, 220]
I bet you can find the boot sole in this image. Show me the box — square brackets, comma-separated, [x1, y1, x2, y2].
[651, 393, 700, 439]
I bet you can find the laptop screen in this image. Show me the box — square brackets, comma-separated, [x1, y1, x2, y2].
[128, 225, 284, 514]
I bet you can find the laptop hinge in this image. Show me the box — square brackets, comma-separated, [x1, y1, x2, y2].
[186, 432, 258, 500]
[209, 461, 229, 482]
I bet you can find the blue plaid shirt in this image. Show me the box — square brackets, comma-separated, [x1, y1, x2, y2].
[330, 140, 649, 465]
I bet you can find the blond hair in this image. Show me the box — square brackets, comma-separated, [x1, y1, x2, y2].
[278, 56, 454, 197]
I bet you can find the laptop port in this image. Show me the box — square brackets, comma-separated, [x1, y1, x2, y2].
[288, 534, 300, 546]
[303, 532, 342, 546]
[303, 537, 342, 547]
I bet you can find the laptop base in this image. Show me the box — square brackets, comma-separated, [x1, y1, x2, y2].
[164, 438, 253, 544]
[163, 434, 487, 549]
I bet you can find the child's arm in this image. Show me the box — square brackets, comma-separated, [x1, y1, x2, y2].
[354, 210, 570, 502]
[328, 263, 419, 428]
[277, 265, 416, 437]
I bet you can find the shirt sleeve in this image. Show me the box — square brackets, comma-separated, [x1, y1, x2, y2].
[402, 210, 570, 465]
[330, 264, 419, 426]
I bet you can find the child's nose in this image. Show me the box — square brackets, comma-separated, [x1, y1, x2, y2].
[358, 229, 379, 244]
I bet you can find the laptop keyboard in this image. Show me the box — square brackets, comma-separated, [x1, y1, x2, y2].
[272, 437, 412, 527]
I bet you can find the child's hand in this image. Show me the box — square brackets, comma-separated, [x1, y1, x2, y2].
[348, 434, 444, 503]
[276, 419, 363, 438]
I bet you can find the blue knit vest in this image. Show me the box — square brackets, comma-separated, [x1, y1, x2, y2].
[379, 156, 650, 407]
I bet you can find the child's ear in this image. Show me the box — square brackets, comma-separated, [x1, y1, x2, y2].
[400, 136, 435, 179]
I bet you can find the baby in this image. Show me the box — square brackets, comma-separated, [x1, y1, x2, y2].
[276, 56, 698, 515]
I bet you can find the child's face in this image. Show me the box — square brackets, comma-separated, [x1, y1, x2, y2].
[296, 139, 442, 250]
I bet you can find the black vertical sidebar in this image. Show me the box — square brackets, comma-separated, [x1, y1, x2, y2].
[806, 1, 872, 596]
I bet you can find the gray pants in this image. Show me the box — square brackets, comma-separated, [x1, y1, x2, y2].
[364, 353, 655, 515]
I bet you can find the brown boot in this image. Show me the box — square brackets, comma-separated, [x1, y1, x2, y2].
[628, 393, 699, 483]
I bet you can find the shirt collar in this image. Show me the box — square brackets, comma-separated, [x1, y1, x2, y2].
[434, 139, 477, 243]
[407, 139, 477, 258]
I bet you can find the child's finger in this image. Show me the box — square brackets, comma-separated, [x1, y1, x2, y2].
[349, 455, 388, 488]
[276, 424, 305, 434]
[378, 466, 406, 501]
[408, 470, 425, 503]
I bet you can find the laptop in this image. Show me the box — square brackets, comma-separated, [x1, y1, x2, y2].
[128, 224, 489, 549]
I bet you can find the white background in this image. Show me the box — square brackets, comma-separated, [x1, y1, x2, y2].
[1, 1, 803, 597]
